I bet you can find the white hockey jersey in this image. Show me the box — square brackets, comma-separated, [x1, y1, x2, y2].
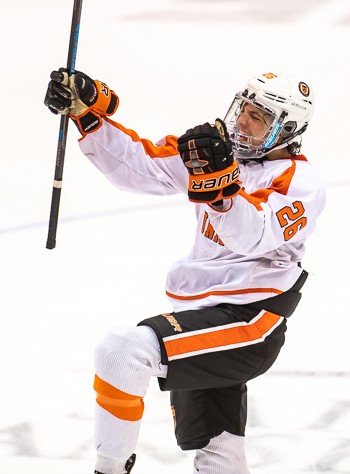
[79, 118, 326, 312]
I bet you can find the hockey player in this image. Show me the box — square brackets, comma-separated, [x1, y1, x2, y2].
[45, 70, 326, 474]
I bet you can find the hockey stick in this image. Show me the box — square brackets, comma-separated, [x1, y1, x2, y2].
[46, 0, 83, 249]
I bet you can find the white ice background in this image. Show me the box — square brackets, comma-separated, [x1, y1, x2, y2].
[0, 0, 350, 473]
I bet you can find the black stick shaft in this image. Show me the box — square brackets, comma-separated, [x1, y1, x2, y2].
[46, 0, 83, 249]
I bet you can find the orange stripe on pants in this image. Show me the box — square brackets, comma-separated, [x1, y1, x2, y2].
[94, 375, 144, 422]
[164, 311, 282, 360]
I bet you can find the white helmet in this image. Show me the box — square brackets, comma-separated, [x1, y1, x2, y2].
[224, 72, 314, 160]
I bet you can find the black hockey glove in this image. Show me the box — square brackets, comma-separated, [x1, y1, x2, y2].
[178, 119, 240, 203]
[44, 68, 119, 135]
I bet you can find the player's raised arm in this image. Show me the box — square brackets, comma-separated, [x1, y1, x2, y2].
[44, 69, 188, 196]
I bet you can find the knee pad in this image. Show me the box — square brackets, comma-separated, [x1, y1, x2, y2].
[94, 326, 166, 421]
[96, 325, 163, 368]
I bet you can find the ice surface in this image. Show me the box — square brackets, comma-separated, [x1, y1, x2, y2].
[1, 0, 350, 472]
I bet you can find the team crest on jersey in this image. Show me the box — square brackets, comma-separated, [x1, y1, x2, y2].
[298, 82, 310, 97]
[201, 211, 224, 246]
[162, 313, 183, 332]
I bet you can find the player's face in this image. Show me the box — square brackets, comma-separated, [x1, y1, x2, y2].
[236, 103, 274, 146]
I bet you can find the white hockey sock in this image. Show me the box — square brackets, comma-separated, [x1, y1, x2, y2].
[193, 431, 250, 474]
[95, 453, 129, 474]
[94, 325, 167, 465]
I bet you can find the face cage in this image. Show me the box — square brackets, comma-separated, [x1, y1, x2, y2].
[224, 93, 288, 160]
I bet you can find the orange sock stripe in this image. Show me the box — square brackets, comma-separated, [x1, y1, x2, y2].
[94, 375, 144, 422]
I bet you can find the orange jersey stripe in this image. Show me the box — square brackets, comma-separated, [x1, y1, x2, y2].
[292, 154, 307, 162]
[163, 310, 283, 361]
[166, 287, 283, 301]
[105, 117, 179, 159]
[94, 375, 144, 422]
[238, 160, 297, 211]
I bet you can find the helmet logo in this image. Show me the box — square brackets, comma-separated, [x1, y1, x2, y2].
[262, 72, 278, 79]
[299, 82, 310, 97]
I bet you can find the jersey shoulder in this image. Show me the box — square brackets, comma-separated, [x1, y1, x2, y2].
[292, 157, 326, 194]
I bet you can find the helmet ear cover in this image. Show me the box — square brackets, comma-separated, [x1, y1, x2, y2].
[266, 121, 309, 156]
[281, 121, 297, 138]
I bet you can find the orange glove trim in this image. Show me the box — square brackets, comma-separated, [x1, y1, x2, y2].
[92, 80, 119, 116]
[188, 161, 240, 193]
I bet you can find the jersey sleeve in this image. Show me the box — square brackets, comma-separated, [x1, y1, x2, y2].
[206, 160, 326, 256]
[79, 117, 188, 196]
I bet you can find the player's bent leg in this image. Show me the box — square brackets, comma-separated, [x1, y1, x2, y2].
[194, 431, 250, 474]
[93, 325, 167, 471]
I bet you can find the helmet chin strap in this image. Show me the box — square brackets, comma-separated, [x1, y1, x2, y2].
[260, 141, 297, 159]
[235, 134, 303, 161]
